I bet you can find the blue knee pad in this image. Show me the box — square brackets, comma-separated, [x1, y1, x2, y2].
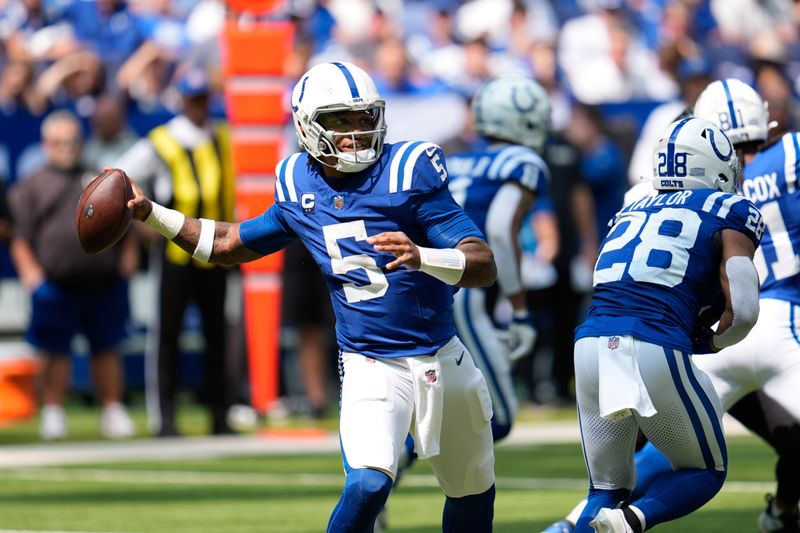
[327, 468, 393, 533]
[443, 485, 495, 533]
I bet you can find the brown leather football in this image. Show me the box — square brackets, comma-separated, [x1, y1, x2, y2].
[75, 168, 134, 254]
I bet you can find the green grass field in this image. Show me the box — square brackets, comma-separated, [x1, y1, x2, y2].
[0, 402, 779, 532]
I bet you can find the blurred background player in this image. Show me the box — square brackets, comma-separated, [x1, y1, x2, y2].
[124, 61, 498, 533]
[8, 109, 136, 440]
[447, 74, 548, 440]
[573, 117, 762, 532]
[116, 67, 237, 437]
[692, 78, 800, 532]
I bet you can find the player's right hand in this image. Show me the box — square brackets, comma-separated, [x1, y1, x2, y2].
[691, 326, 718, 354]
[124, 176, 153, 222]
[367, 231, 421, 270]
[508, 318, 537, 362]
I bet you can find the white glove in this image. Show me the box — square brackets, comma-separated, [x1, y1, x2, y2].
[508, 312, 537, 362]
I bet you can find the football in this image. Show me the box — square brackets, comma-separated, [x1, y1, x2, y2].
[75, 168, 134, 254]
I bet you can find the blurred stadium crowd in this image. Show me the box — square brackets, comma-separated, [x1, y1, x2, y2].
[2, 0, 800, 428]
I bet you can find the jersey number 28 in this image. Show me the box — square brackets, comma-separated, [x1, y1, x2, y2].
[594, 208, 702, 287]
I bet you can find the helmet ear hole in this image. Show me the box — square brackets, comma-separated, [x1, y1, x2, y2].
[700, 129, 708, 139]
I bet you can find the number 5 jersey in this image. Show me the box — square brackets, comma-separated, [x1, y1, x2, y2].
[577, 188, 763, 353]
[239, 141, 484, 358]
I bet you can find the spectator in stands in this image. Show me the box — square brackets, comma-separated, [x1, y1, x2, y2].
[52, 0, 144, 79]
[35, 50, 106, 117]
[116, 67, 237, 437]
[565, 103, 626, 243]
[8, 109, 136, 440]
[115, 40, 173, 115]
[627, 53, 713, 184]
[0, 0, 78, 63]
[82, 94, 139, 170]
[0, 60, 48, 116]
[711, 0, 797, 50]
[372, 38, 438, 97]
[0, 60, 49, 183]
[557, 0, 677, 103]
[755, 60, 798, 139]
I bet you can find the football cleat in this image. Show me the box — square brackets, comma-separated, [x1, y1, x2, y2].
[589, 508, 634, 533]
[758, 494, 800, 533]
[541, 519, 575, 533]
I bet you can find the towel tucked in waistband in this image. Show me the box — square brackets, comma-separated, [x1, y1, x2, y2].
[598, 335, 657, 421]
[408, 355, 444, 460]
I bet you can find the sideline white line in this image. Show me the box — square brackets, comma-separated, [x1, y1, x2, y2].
[0, 530, 133, 533]
[0, 467, 774, 493]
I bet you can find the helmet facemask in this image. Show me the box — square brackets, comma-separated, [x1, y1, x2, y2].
[291, 61, 388, 174]
[308, 106, 386, 173]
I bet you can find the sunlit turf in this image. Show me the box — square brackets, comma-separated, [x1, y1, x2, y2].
[0, 432, 778, 532]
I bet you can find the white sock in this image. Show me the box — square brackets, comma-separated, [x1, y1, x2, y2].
[566, 498, 588, 525]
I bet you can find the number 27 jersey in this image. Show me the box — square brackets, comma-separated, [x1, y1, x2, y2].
[576, 189, 763, 353]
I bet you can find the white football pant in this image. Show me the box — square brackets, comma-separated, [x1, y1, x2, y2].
[338, 337, 495, 498]
[693, 298, 800, 421]
[575, 336, 726, 490]
[452, 287, 518, 431]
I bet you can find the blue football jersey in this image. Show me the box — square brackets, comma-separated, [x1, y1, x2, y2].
[239, 141, 484, 358]
[446, 143, 549, 233]
[576, 189, 764, 353]
[742, 132, 800, 305]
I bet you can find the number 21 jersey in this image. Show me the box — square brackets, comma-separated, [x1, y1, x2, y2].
[744, 132, 800, 305]
[576, 189, 763, 353]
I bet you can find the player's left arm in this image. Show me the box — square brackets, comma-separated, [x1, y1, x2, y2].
[367, 183, 496, 288]
[367, 231, 496, 288]
[712, 228, 760, 351]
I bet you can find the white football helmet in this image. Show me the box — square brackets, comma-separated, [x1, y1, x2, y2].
[473, 74, 551, 152]
[291, 61, 386, 173]
[693, 78, 775, 145]
[652, 117, 742, 194]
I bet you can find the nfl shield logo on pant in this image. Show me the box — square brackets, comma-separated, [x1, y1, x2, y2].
[608, 336, 619, 350]
[425, 369, 437, 383]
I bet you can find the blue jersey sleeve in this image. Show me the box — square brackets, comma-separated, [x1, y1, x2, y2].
[723, 197, 764, 249]
[498, 147, 550, 195]
[415, 186, 485, 248]
[239, 204, 296, 255]
[406, 143, 450, 194]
